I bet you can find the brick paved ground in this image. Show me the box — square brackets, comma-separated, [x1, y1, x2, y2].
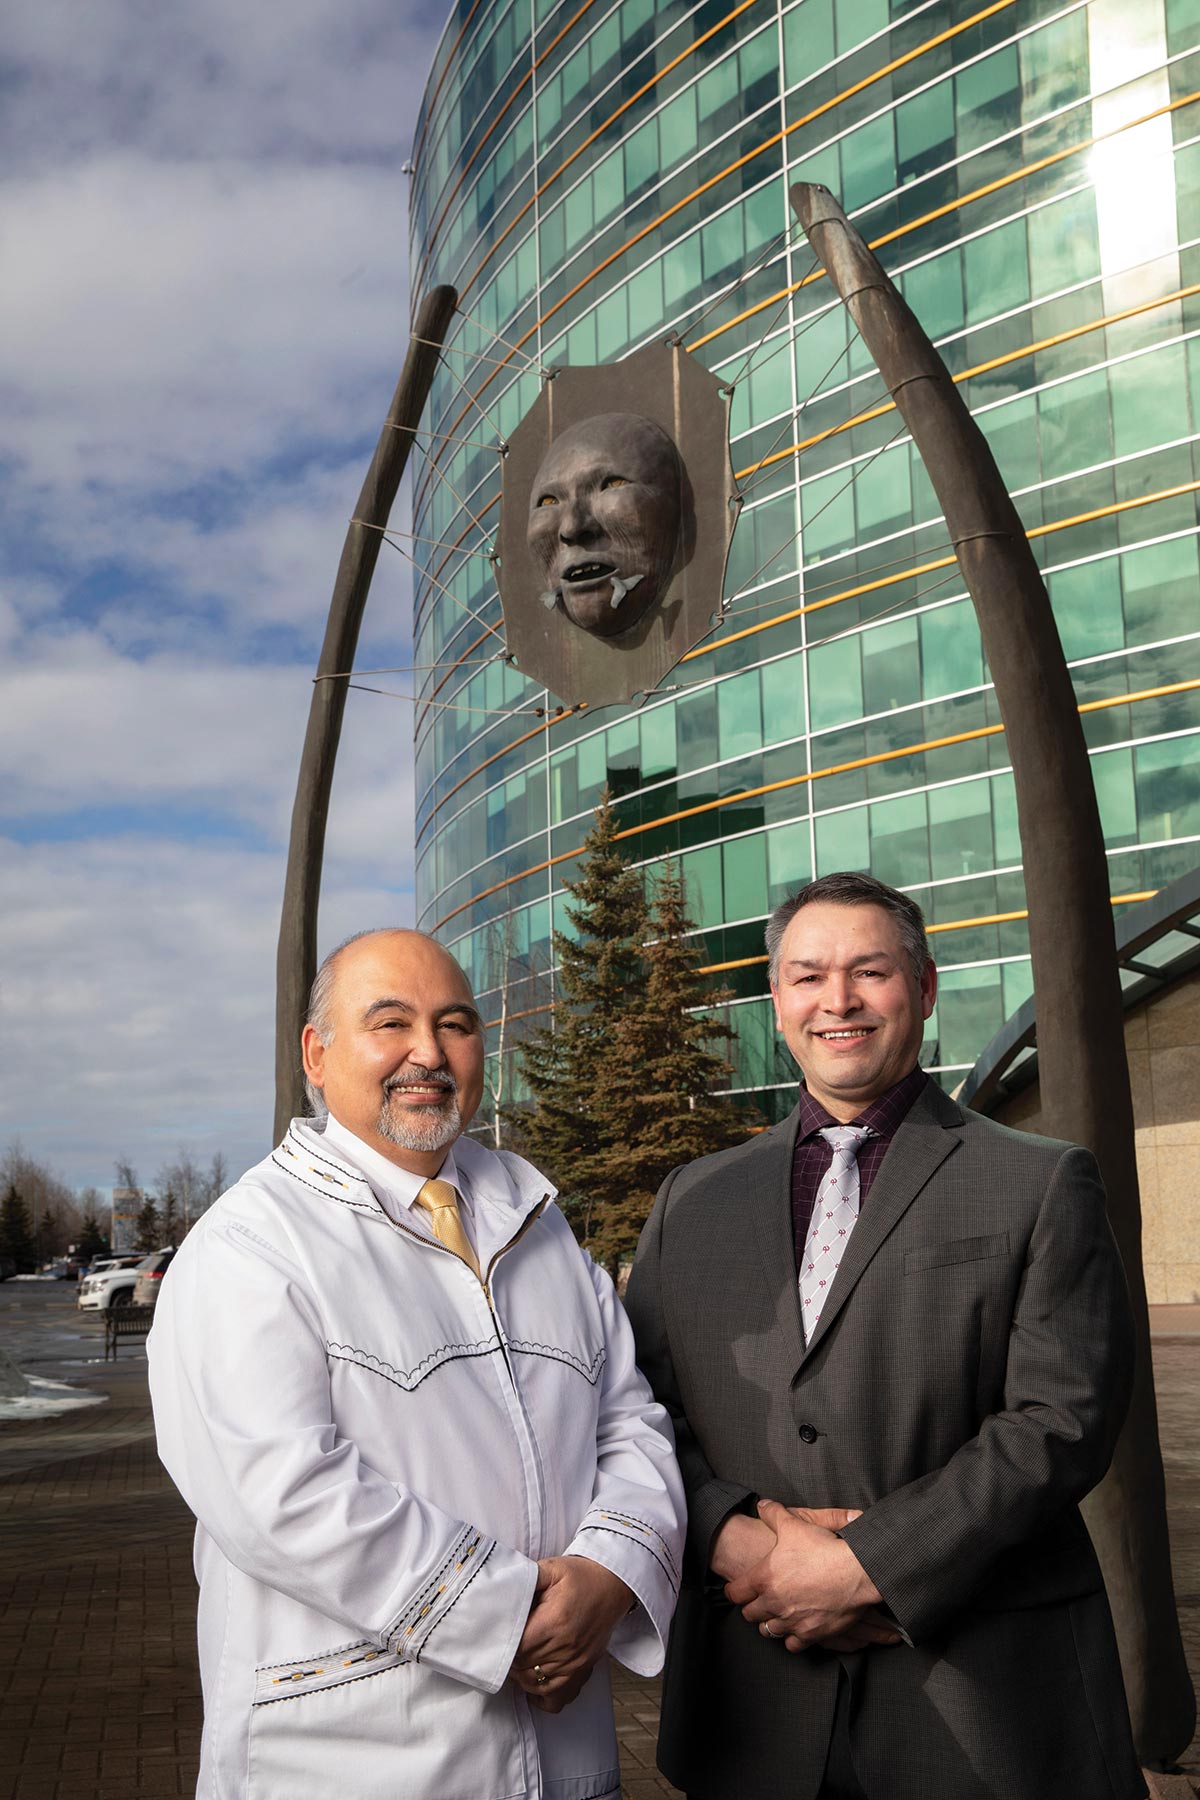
[1, 1311, 1197, 1799]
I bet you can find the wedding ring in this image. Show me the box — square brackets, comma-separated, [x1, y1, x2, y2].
[760, 1621, 780, 1639]
[534, 1665, 548, 1685]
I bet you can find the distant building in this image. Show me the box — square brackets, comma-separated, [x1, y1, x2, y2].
[408, 0, 1200, 1128]
[110, 1188, 140, 1255]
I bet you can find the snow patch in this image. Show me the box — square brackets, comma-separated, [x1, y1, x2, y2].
[0, 1375, 107, 1421]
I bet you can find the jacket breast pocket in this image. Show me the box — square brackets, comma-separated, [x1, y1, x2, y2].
[904, 1231, 1010, 1274]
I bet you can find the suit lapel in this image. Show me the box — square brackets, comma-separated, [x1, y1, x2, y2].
[801, 1081, 964, 1362]
[746, 1105, 808, 1378]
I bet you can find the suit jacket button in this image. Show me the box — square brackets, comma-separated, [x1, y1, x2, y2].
[798, 1424, 818, 1444]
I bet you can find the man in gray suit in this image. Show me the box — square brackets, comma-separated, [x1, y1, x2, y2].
[625, 871, 1145, 1800]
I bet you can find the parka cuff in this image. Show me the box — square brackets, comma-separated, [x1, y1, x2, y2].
[384, 1523, 539, 1693]
[564, 1504, 682, 1676]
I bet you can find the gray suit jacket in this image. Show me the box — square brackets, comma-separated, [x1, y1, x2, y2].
[625, 1080, 1146, 1800]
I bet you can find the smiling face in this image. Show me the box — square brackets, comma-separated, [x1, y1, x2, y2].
[526, 412, 682, 637]
[301, 931, 485, 1176]
[770, 902, 937, 1121]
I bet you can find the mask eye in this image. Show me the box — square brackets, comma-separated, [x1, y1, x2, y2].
[600, 475, 629, 489]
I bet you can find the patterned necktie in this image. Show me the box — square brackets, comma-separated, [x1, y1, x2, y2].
[415, 1178, 481, 1280]
[799, 1125, 874, 1343]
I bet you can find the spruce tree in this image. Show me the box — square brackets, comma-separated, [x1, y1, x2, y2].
[36, 1203, 61, 1262]
[511, 792, 650, 1248]
[77, 1213, 108, 1262]
[134, 1196, 162, 1252]
[586, 857, 751, 1267]
[0, 1184, 36, 1271]
[512, 799, 751, 1270]
[161, 1189, 181, 1247]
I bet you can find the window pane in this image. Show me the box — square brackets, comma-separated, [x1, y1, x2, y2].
[935, 966, 1005, 1065]
[1026, 188, 1100, 296]
[682, 843, 723, 928]
[929, 779, 995, 880]
[1122, 535, 1200, 644]
[719, 669, 764, 761]
[954, 46, 1019, 155]
[963, 219, 1030, 325]
[768, 820, 811, 903]
[762, 655, 806, 741]
[1110, 345, 1190, 458]
[1092, 746, 1137, 847]
[1135, 732, 1200, 839]
[1049, 557, 1124, 661]
[902, 249, 965, 340]
[808, 634, 862, 731]
[724, 833, 768, 920]
[920, 600, 982, 698]
[816, 803, 869, 872]
[862, 618, 921, 714]
[869, 792, 930, 887]
[841, 113, 895, 211]
[1039, 370, 1111, 482]
[640, 705, 677, 779]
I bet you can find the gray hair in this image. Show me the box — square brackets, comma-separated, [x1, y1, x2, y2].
[765, 872, 930, 987]
[301, 928, 471, 1119]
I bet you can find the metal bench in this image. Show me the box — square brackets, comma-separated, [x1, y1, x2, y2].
[104, 1305, 156, 1360]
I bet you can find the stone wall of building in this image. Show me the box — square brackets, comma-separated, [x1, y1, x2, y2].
[994, 967, 1200, 1303]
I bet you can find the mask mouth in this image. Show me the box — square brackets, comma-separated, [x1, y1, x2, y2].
[562, 559, 616, 586]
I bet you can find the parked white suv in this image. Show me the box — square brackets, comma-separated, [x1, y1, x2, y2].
[77, 1255, 144, 1311]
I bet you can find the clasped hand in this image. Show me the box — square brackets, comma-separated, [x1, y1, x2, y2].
[719, 1499, 900, 1653]
[509, 1555, 633, 1713]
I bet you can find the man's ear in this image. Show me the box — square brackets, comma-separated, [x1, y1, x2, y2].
[920, 960, 938, 1020]
[769, 982, 784, 1030]
[301, 1024, 325, 1089]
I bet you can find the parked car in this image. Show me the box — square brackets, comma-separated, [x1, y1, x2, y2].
[76, 1255, 146, 1311]
[132, 1248, 177, 1308]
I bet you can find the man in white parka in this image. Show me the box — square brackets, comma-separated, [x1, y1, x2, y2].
[149, 928, 685, 1800]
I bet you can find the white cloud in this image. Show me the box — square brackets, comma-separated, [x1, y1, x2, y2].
[1, 0, 444, 1196]
[2, 154, 411, 502]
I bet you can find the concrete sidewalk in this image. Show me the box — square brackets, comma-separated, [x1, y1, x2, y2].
[1, 1318, 1197, 1799]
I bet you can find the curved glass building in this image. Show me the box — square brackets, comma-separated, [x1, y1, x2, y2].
[408, 0, 1200, 1127]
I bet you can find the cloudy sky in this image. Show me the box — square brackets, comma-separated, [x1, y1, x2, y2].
[2, 0, 449, 1194]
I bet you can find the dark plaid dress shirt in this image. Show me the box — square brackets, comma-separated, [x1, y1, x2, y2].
[791, 1066, 930, 1272]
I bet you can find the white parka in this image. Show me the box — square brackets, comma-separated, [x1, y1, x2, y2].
[148, 1121, 685, 1800]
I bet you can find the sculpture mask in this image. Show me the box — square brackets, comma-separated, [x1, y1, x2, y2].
[526, 412, 683, 639]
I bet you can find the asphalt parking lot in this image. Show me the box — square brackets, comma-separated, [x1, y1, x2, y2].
[0, 1281, 1197, 1799]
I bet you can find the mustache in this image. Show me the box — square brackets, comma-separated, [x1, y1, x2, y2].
[383, 1067, 458, 1097]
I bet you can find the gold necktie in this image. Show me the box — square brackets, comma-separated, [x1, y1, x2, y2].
[415, 1179, 480, 1280]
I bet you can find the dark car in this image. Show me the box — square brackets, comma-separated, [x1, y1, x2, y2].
[131, 1248, 177, 1308]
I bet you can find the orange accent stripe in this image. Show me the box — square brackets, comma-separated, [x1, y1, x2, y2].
[455, 0, 765, 304]
[477, 888, 1161, 1023]
[418, 472, 1200, 844]
[430, 680, 1200, 931]
[419, 704, 586, 840]
[423, 0, 1017, 481]
[414, 0, 598, 299]
[421, 48, 1197, 513]
[417, 275, 1200, 806]
[410, 0, 491, 176]
[692, 85, 1200, 353]
[736, 278, 1200, 481]
[686, 479, 1200, 662]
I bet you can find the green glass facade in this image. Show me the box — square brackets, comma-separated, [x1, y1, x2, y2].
[409, 0, 1200, 1121]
